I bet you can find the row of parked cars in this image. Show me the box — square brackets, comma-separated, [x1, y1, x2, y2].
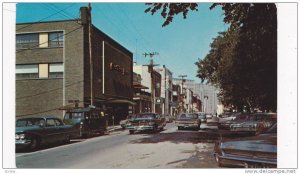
[16, 107, 107, 151]
[214, 112, 277, 168]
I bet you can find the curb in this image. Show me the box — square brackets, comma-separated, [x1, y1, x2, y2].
[106, 126, 124, 133]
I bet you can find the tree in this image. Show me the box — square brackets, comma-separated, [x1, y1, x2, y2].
[145, 3, 277, 111]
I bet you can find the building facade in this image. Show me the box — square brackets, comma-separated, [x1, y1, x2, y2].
[16, 7, 133, 124]
[133, 65, 162, 114]
[173, 79, 219, 115]
[155, 65, 173, 115]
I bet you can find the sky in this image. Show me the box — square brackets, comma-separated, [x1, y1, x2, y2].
[16, 3, 228, 82]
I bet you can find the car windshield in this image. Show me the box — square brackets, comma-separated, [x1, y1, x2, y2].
[16, 118, 45, 127]
[135, 113, 155, 119]
[64, 112, 84, 119]
[234, 114, 248, 121]
[179, 113, 198, 119]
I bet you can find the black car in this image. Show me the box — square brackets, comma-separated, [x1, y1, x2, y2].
[16, 116, 76, 151]
[63, 107, 107, 137]
[214, 123, 277, 168]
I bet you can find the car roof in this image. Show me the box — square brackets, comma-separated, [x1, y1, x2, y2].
[17, 116, 61, 120]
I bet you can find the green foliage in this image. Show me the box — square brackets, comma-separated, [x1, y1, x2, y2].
[145, 3, 198, 27]
[145, 3, 277, 111]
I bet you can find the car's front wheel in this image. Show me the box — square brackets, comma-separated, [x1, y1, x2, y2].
[29, 137, 39, 151]
[64, 134, 71, 144]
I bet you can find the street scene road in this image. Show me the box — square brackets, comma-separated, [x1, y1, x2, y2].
[16, 123, 219, 168]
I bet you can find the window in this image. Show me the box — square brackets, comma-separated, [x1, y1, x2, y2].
[16, 64, 38, 79]
[49, 63, 63, 78]
[54, 119, 63, 126]
[16, 63, 63, 80]
[39, 64, 49, 78]
[16, 33, 39, 49]
[46, 119, 56, 127]
[49, 32, 64, 47]
[39, 33, 49, 48]
[16, 31, 63, 49]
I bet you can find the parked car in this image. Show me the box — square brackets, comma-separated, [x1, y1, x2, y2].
[197, 112, 207, 123]
[206, 114, 213, 119]
[206, 116, 219, 126]
[218, 113, 248, 130]
[16, 116, 76, 151]
[119, 114, 135, 129]
[175, 113, 200, 131]
[63, 107, 107, 138]
[213, 123, 277, 168]
[230, 113, 277, 134]
[126, 113, 166, 134]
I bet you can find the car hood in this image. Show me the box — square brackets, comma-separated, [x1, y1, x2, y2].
[221, 133, 277, 153]
[232, 121, 259, 126]
[130, 118, 153, 122]
[16, 126, 41, 133]
[177, 118, 198, 121]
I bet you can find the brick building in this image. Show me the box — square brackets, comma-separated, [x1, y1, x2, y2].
[16, 7, 133, 124]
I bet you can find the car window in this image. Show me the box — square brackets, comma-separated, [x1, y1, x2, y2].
[179, 114, 186, 118]
[46, 119, 56, 127]
[54, 119, 63, 126]
[16, 118, 45, 127]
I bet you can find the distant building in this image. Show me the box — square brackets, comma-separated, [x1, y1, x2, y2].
[16, 7, 134, 124]
[132, 72, 151, 113]
[133, 64, 162, 114]
[173, 79, 219, 114]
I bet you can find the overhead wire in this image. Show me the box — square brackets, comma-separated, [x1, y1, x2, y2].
[16, 25, 83, 53]
[16, 80, 84, 100]
[17, 4, 78, 31]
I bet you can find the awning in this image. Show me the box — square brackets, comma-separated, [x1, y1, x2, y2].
[106, 99, 136, 105]
[133, 82, 149, 89]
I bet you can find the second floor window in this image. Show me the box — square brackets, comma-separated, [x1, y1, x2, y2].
[16, 34, 39, 49]
[49, 32, 64, 47]
[16, 31, 64, 49]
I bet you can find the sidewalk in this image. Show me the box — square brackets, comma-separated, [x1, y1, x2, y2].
[106, 125, 124, 133]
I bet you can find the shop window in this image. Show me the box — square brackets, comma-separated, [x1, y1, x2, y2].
[16, 33, 39, 49]
[16, 64, 38, 79]
[49, 32, 64, 47]
[49, 63, 63, 78]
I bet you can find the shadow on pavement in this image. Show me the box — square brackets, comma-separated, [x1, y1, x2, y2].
[130, 131, 220, 144]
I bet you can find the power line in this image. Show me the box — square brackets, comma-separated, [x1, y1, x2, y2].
[16, 101, 86, 117]
[16, 25, 83, 53]
[16, 80, 84, 100]
[17, 4, 78, 31]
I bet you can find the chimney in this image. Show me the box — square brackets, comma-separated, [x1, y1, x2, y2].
[80, 7, 89, 25]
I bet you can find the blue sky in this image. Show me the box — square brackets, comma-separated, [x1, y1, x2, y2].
[16, 3, 228, 82]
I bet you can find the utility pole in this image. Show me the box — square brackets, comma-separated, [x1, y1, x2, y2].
[143, 52, 159, 113]
[88, 3, 94, 107]
[178, 75, 187, 113]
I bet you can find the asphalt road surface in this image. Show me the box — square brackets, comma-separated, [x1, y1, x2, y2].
[16, 123, 221, 169]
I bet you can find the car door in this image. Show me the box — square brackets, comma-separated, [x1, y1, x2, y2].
[45, 118, 59, 144]
[54, 118, 67, 142]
